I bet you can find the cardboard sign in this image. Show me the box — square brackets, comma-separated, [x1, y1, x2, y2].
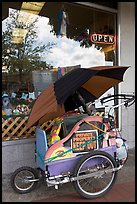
[72, 130, 98, 153]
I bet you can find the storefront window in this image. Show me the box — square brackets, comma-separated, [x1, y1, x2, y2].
[2, 2, 117, 117]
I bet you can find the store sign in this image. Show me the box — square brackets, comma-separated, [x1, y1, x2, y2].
[90, 33, 115, 44]
[72, 130, 97, 153]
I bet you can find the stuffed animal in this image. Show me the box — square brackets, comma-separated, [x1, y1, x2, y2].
[13, 104, 30, 115]
[50, 124, 61, 145]
[48, 117, 63, 146]
[2, 94, 12, 115]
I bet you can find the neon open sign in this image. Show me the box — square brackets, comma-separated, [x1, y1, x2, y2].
[90, 33, 116, 44]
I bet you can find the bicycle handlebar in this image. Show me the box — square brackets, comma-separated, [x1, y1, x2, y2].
[100, 94, 135, 126]
[100, 94, 135, 109]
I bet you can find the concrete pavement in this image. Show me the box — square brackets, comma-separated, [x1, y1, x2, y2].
[32, 181, 135, 202]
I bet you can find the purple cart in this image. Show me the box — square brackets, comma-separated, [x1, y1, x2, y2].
[10, 93, 134, 199]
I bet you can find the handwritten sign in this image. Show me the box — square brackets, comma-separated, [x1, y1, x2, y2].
[72, 130, 97, 153]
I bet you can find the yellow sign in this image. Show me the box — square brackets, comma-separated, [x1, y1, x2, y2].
[72, 130, 97, 152]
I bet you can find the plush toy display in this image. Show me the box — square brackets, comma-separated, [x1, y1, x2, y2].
[2, 92, 31, 116]
[2, 94, 12, 116]
[13, 104, 30, 115]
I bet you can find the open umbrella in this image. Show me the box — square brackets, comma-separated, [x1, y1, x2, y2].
[26, 65, 129, 128]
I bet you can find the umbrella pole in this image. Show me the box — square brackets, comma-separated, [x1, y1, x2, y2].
[76, 91, 91, 115]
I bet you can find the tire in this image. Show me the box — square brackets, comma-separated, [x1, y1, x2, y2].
[73, 150, 117, 199]
[10, 166, 39, 194]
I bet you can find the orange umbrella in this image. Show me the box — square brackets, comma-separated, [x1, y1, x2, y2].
[26, 65, 129, 128]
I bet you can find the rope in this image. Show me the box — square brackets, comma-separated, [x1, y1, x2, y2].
[83, 120, 107, 134]
[36, 121, 112, 165]
[44, 133, 104, 164]
[36, 133, 104, 165]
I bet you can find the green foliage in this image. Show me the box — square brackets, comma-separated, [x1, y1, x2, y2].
[2, 9, 56, 81]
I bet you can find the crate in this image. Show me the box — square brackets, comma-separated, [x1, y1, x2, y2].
[2, 115, 54, 141]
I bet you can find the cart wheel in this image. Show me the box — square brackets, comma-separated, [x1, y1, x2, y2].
[11, 166, 39, 194]
[73, 150, 117, 199]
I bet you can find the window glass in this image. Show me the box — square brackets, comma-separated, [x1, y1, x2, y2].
[2, 2, 117, 116]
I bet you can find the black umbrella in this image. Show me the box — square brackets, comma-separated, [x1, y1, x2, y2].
[27, 65, 129, 128]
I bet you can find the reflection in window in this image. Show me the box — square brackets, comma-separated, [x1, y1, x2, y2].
[2, 2, 117, 113]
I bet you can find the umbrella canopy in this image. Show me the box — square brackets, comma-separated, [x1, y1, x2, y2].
[26, 65, 129, 128]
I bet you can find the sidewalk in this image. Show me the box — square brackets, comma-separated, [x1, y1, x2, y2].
[2, 148, 135, 202]
[33, 181, 135, 202]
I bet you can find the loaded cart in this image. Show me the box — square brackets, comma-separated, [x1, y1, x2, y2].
[10, 66, 135, 199]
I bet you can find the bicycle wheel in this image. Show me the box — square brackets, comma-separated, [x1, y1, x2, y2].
[11, 166, 39, 194]
[73, 150, 117, 199]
